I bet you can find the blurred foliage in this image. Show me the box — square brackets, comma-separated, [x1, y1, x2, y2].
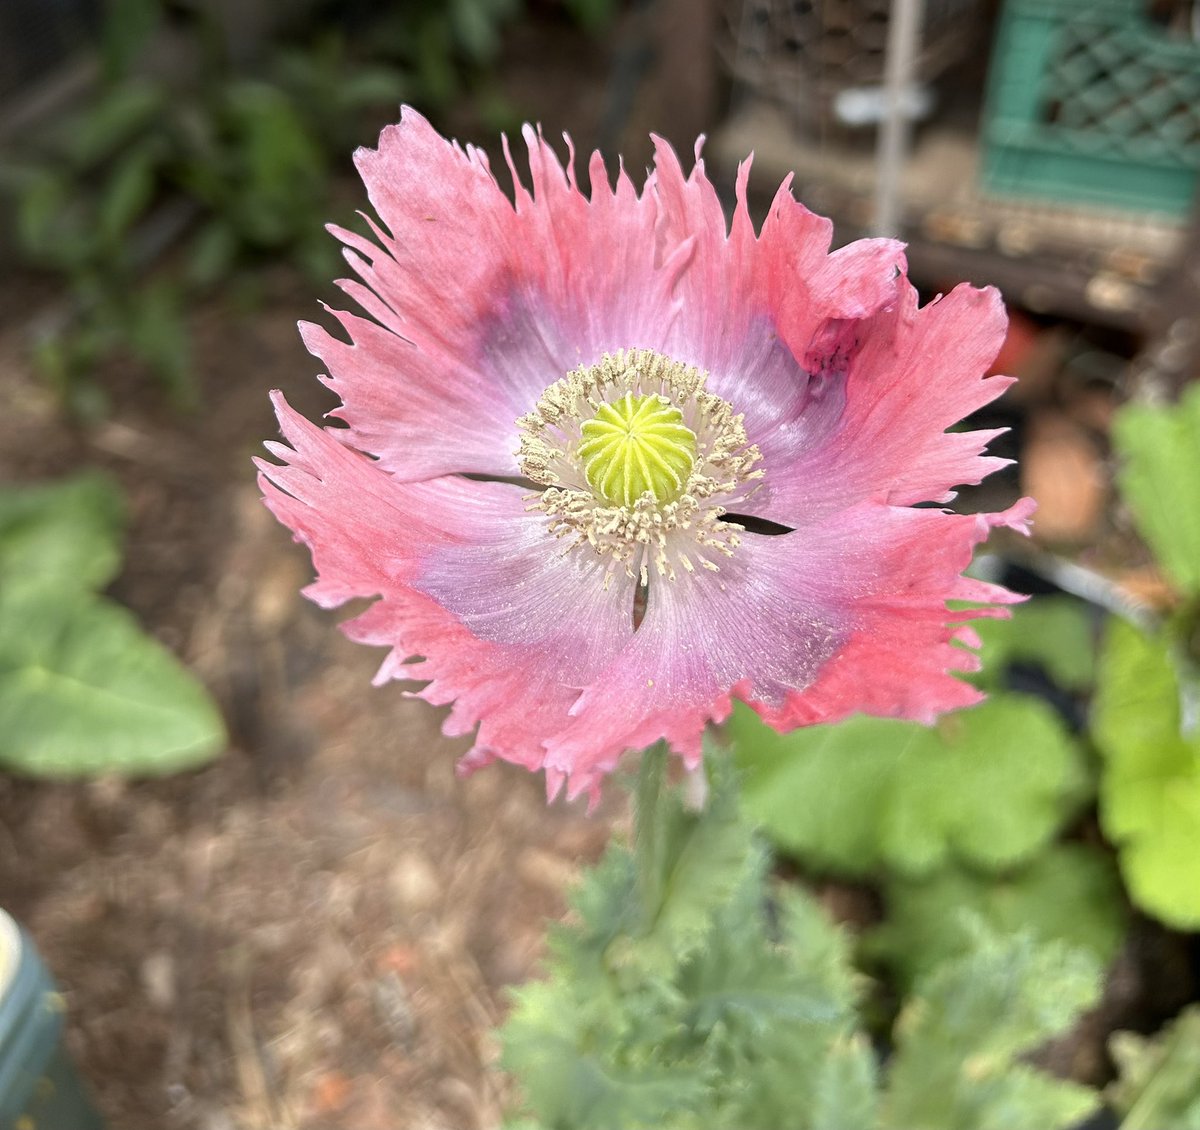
[866, 846, 1126, 990]
[0, 474, 225, 777]
[1113, 384, 1200, 598]
[1108, 1006, 1200, 1130]
[502, 746, 1104, 1130]
[729, 692, 1087, 878]
[1085, 384, 1200, 930]
[1093, 618, 1200, 929]
[1, 0, 611, 411]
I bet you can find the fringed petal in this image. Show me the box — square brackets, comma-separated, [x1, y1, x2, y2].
[308, 108, 676, 481]
[256, 391, 635, 784]
[543, 497, 1031, 801]
[260, 110, 1035, 803]
[753, 282, 1015, 525]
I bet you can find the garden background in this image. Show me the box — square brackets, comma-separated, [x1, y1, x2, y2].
[1, 1, 1199, 1127]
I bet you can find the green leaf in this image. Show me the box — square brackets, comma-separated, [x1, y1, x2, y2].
[868, 846, 1127, 988]
[503, 760, 870, 1130]
[59, 81, 165, 168]
[881, 926, 1102, 1130]
[15, 171, 71, 262]
[1113, 384, 1200, 598]
[970, 596, 1097, 692]
[0, 474, 125, 593]
[0, 586, 225, 778]
[678, 864, 848, 1040]
[503, 1017, 705, 1130]
[337, 66, 408, 108]
[1092, 618, 1200, 928]
[450, 0, 518, 60]
[101, 0, 164, 83]
[621, 746, 756, 977]
[1108, 1006, 1200, 1130]
[730, 698, 1086, 877]
[218, 82, 325, 247]
[98, 142, 160, 246]
[186, 221, 238, 288]
[561, 0, 620, 33]
[127, 285, 194, 404]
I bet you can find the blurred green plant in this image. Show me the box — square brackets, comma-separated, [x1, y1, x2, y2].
[1092, 382, 1200, 929]
[3, 0, 613, 410]
[729, 692, 1088, 878]
[501, 746, 1104, 1130]
[0, 473, 225, 777]
[1108, 1005, 1200, 1129]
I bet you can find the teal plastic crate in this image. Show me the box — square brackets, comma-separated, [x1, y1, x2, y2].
[982, 0, 1200, 215]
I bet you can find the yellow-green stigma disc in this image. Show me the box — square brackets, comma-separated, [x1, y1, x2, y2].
[578, 392, 697, 508]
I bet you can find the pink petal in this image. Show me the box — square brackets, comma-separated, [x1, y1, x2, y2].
[256, 391, 635, 782]
[308, 109, 677, 481]
[650, 137, 907, 467]
[754, 283, 1015, 525]
[544, 498, 1029, 801]
[260, 111, 1038, 803]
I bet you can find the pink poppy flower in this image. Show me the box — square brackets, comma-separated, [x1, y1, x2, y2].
[256, 107, 1032, 803]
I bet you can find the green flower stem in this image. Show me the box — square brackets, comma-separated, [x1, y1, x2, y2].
[633, 741, 670, 926]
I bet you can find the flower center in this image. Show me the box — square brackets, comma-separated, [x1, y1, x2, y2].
[516, 349, 763, 585]
[579, 393, 697, 508]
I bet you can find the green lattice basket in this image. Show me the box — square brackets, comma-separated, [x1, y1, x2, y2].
[982, 0, 1200, 215]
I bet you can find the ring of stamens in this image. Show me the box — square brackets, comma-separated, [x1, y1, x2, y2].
[516, 349, 763, 585]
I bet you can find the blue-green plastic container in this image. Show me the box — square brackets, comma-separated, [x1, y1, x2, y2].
[982, 0, 1200, 215]
[0, 910, 104, 1130]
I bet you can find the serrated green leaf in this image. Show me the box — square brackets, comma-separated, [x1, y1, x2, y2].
[678, 880, 873, 1130]
[810, 1034, 879, 1130]
[0, 474, 125, 593]
[679, 868, 846, 1039]
[1092, 618, 1200, 928]
[775, 886, 863, 1017]
[1108, 1006, 1200, 1129]
[869, 846, 1126, 988]
[621, 747, 754, 977]
[0, 587, 225, 777]
[882, 927, 1102, 1130]
[1113, 384, 1200, 598]
[971, 596, 1097, 691]
[730, 698, 1085, 877]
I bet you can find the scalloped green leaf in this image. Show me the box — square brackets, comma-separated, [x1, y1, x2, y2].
[0, 473, 124, 593]
[1092, 618, 1200, 928]
[729, 698, 1086, 877]
[0, 586, 225, 778]
[869, 846, 1126, 988]
[1112, 383, 1200, 598]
